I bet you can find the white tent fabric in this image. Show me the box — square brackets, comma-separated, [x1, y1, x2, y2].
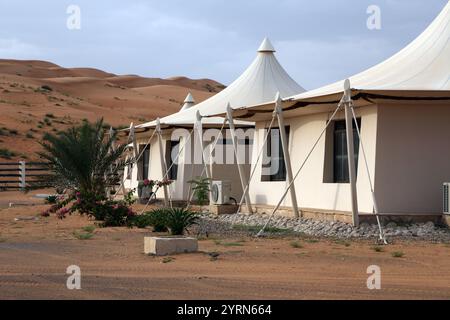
[179, 92, 195, 111]
[137, 37, 304, 128]
[285, 1, 450, 101]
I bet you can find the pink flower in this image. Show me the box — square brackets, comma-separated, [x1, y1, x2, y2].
[56, 207, 69, 219]
[40, 210, 50, 217]
[127, 208, 135, 217]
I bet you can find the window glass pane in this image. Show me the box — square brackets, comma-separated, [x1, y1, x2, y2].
[333, 119, 360, 183]
[261, 127, 289, 182]
[141, 145, 150, 181]
[166, 140, 180, 180]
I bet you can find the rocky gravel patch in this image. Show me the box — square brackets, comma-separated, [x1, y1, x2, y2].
[195, 213, 450, 242]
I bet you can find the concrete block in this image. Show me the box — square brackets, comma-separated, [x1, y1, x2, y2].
[209, 204, 239, 215]
[443, 215, 450, 227]
[144, 237, 198, 256]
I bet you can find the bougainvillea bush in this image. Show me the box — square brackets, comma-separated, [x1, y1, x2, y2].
[40, 190, 136, 227]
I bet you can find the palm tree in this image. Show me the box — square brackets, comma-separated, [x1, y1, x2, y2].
[37, 119, 128, 196]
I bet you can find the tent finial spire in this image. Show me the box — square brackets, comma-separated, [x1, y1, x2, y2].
[258, 37, 276, 53]
[180, 92, 196, 111]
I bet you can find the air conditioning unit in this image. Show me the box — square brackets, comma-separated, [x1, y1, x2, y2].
[211, 180, 231, 205]
[444, 183, 450, 214]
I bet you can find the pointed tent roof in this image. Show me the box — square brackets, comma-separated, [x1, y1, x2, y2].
[179, 92, 195, 111]
[137, 37, 304, 128]
[224, 2, 450, 120]
[287, 1, 450, 100]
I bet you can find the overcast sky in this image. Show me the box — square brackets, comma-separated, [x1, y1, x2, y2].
[0, 0, 447, 89]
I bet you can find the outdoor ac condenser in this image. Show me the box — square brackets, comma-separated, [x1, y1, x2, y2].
[211, 180, 231, 205]
[444, 183, 450, 215]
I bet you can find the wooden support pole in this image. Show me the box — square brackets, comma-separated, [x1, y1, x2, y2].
[156, 119, 169, 207]
[195, 111, 213, 202]
[274, 93, 300, 218]
[109, 126, 116, 152]
[343, 79, 359, 227]
[130, 123, 139, 159]
[226, 104, 253, 213]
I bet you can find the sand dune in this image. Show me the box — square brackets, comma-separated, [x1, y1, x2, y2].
[0, 59, 222, 160]
[133, 84, 213, 101]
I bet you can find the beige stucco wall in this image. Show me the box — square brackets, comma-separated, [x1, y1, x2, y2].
[123, 128, 252, 202]
[248, 105, 378, 214]
[374, 103, 450, 214]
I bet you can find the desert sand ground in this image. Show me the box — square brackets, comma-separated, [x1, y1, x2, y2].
[0, 191, 449, 300]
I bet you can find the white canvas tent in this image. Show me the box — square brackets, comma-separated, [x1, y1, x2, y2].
[204, 2, 450, 227]
[236, 1, 450, 115]
[136, 37, 304, 128]
[123, 38, 305, 206]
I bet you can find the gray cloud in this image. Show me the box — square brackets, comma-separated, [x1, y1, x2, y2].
[0, 0, 447, 89]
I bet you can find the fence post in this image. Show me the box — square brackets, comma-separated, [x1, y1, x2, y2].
[19, 161, 26, 191]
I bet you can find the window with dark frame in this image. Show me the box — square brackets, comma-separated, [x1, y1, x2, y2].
[261, 127, 290, 182]
[140, 144, 150, 181]
[126, 162, 133, 180]
[333, 119, 361, 183]
[166, 139, 180, 180]
[218, 129, 253, 164]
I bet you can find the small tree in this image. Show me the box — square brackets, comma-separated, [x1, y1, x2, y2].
[37, 119, 136, 227]
[187, 177, 210, 205]
[37, 119, 128, 197]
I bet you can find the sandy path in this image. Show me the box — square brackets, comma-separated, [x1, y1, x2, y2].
[0, 204, 449, 300]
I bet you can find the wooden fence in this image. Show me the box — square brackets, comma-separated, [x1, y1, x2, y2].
[0, 162, 50, 191]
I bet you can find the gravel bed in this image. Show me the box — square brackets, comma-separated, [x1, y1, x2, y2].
[195, 213, 450, 242]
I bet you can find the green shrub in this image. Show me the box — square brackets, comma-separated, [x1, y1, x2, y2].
[50, 191, 136, 227]
[26, 132, 34, 139]
[372, 246, 384, 253]
[45, 195, 58, 204]
[73, 231, 93, 240]
[82, 225, 96, 233]
[88, 200, 134, 227]
[290, 241, 303, 249]
[0, 148, 17, 159]
[149, 209, 169, 232]
[132, 214, 153, 229]
[165, 208, 199, 236]
[392, 251, 404, 258]
[133, 209, 168, 231]
[162, 257, 175, 263]
[188, 177, 210, 205]
[232, 224, 291, 234]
